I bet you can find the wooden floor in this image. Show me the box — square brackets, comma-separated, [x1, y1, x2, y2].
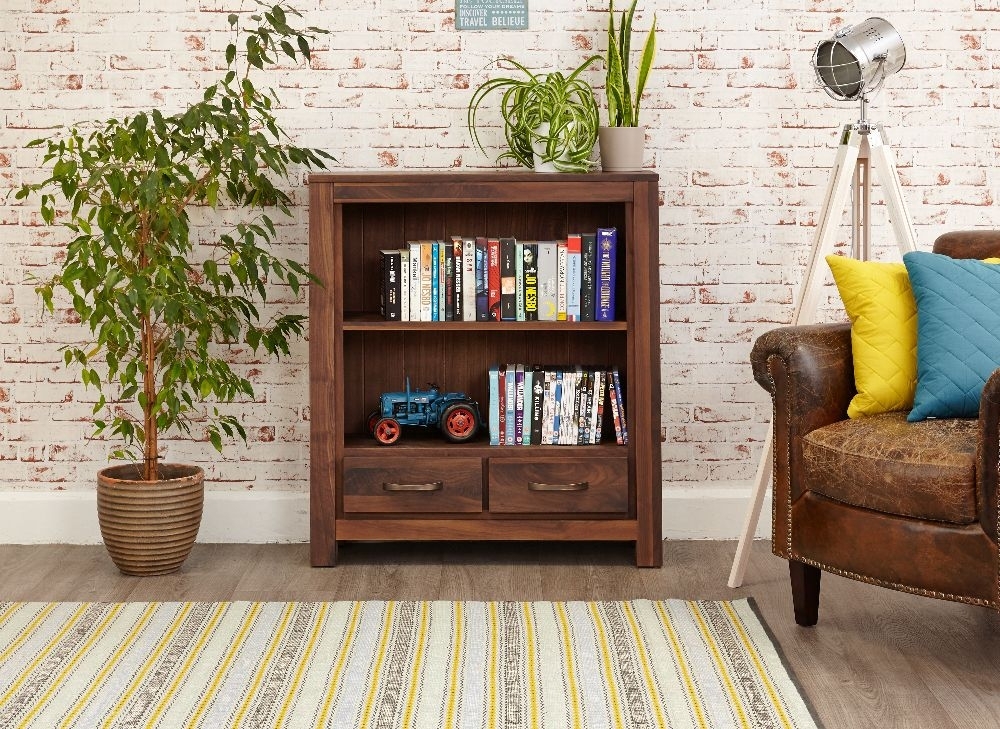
[3, 539, 999, 727]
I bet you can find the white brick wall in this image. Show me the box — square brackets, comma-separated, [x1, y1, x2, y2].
[1, 1, 998, 539]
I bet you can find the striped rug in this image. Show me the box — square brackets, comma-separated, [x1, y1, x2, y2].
[0, 599, 818, 728]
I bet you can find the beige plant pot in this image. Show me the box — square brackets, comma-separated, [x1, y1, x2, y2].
[97, 463, 204, 576]
[599, 126, 646, 172]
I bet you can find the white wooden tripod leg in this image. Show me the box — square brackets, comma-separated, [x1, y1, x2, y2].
[867, 128, 917, 255]
[727, 424, 772, 587]
[727, 127, 863, 588]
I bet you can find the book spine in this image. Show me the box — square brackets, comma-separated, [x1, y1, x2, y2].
[566, 233, 582, 321]
[591, 370, 605, 444]
[529, 366, 544, 445]
[504, 365, 516, 445]
[541, 370, 554, 445]
[552, 370, 563, 445]
[577, 368, 589, 445]
[475, 237, 489, 321]
[522, 242, 538, 321]
[452, 236, 463, 321]
[463, 238, 476, 321]
[399, 250, 410, 322]
[379, 249, 401, 321]
[522, 368, 533, 446]
[596, 227, 617, 322]
[556, 240, 568, 321]
[608, 368, 624, 445]
[497, 364, 506, 445]
[580, 233, 596, 322]
[408, 242, 421, 322]
[488, 237, 501, 322]
[419, 242, 433, 322]
[537, 241, 558, 322]
[444, 241, 454, 322]
[612, 368, 628, 445]
[430, 240, 440, 322]
[515, 241, 525, 322]
[499, 237, 517, 321]
[514, 364, 525, 445]
[489, 364, 500, 446]
[438, 240, 447, 322]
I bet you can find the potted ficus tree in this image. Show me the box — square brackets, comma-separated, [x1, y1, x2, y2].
[15, 2, 333, 575]
[600, 0, 657, 171]
[467, 56, 602, 173]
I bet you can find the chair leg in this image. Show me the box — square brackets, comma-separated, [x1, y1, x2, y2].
[789, 560, 821, 627]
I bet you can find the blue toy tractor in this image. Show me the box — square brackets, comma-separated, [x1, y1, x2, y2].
[367, 378, 482, 445]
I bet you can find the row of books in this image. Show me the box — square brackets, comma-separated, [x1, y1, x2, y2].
[488, 364, 628, 446]
[379, 228, 618, 323]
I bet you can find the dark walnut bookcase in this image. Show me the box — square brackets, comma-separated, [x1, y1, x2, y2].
[308, 171, 662, 567]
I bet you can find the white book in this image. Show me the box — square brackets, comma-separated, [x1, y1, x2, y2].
[399, 251, 410, 322]
[408, 242, 421, 321]
[556, 240, 568, 321]
[537, 241, 558, 322]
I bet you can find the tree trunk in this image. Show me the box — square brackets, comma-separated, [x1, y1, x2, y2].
[142, 313, 158, 482]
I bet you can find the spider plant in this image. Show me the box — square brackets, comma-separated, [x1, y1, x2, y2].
[467, 56, 602, 173]
[605, 0, 657, 127]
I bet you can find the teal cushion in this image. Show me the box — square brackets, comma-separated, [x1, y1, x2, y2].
[903, 251, 1000, 421]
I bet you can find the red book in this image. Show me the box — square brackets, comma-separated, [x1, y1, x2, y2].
[487, 237, 501, 322]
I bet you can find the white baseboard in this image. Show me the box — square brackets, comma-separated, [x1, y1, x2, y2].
[0, 484, 769, 544]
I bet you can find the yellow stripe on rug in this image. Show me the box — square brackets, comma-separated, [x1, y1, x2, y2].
[0, 599, 819, 729]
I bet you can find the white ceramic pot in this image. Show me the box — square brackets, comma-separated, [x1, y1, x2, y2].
[531, 122, 571, 173]
[599, 126, 646, 172]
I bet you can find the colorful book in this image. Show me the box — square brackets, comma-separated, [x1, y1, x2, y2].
[515, 241, 525, 322]
[430, 240, 440, 322]
[475, 237, 489, 321]
[488, 237, 501, 322]
[379, 249, 402, 321]
[565, 233, 582, 321]
[514, 364, 525, 445]
[504, 364, 516, 445]
[499, 236, 517, 321]
[438, 240, 447, 322]
[399, 250, 410, 322]
[556, 239, 568, 321]
[522, 242, 538, 321]
[551, 370, 564, 445]
[612, 368, 628, 445]
[444, 241, 454, 322]
[462, 237, 476, 321]
[596, 227, 617, 322]
[451, 236, 463, 321]
[522, 367, 534, 446]
[497, 364, 507, 445]
[419, 241, 433, 322]
[580, 233, 596, 322]
[488, 363, 500, 446]
[537, 241, 558, 322]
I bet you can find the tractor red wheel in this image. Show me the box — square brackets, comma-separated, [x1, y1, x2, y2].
[367, 410, 380, 435]
[374, 418, 401, 445]
[442, 404, 478, 443]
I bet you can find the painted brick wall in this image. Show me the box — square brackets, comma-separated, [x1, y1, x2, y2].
[1, 1, 997, 508]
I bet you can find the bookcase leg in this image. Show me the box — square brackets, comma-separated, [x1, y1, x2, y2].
[635, 535, 663, 568]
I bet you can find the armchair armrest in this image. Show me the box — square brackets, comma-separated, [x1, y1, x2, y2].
[751, 323, 854, 554]
[978, 367, 1000, 542]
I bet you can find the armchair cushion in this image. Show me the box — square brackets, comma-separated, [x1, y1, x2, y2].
[903, 252, 1000, 421]
[802, 411, 978, 524]
[825, 255, 917, 417]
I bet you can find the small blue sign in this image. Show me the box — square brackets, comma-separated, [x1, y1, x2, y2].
[455, 0, 529, 30]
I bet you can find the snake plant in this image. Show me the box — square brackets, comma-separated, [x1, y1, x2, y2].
[605, 0, 657, 127]
[468, 56, 602, 173]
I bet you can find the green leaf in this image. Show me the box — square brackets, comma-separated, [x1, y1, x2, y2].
[297, 35, 310, 61]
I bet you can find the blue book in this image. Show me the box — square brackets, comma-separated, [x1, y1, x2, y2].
[551, 370, 563, 445]
[488, 363, 500, 446]
[430, 240, 440, 322]
[596, 227, 617, 322]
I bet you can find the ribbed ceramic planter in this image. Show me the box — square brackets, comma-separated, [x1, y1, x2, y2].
[97, 463, 204, 576]
[599, 126, 646, 172]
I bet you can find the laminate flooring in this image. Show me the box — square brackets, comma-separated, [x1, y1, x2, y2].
[2, 539, 999, 728]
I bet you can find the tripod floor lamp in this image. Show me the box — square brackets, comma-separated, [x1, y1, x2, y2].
[728, 18, 918, 588]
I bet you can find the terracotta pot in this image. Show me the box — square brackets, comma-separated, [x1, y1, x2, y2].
[599, 126, 646, 172]
[96, 463, 204, 576]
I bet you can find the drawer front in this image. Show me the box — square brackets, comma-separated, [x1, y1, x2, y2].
[343, 457, 483, 513]
[488, 458, 629, 514]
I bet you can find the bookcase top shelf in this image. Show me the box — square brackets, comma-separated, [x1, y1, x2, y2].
[342, 314, 629, 332]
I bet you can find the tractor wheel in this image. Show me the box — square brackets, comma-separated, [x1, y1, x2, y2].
[441, 404, 479, 443]
[373, 417, 401, 445]
[366, 410, 380, 435]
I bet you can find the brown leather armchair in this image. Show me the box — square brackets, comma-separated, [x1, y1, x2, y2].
[751, 231, 1000, 626]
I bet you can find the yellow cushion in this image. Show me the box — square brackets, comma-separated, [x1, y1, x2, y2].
[826, 255, 917, 418]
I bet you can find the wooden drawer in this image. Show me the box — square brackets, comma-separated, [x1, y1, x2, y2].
[342, 457, 483, 513]
[488, 457, 629, 514]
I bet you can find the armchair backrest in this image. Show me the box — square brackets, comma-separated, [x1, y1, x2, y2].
[933, 231, 1000, 259]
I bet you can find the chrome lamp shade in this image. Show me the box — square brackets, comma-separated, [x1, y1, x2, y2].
[812, 18, 905, 101]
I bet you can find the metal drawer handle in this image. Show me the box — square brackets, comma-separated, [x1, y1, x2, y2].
[382, 481, 443, 492]
[528, 481, 589, 492]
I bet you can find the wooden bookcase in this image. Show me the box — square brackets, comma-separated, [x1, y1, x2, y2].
[308, 171, 661, 567]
